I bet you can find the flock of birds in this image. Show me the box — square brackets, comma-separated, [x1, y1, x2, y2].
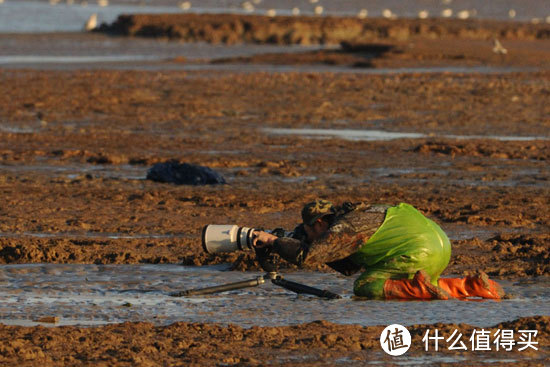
[1, 0, 547, 24]
[1, 0, 546, 54]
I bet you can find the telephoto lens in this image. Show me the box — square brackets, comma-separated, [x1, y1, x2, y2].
[202, 225, 256, 254]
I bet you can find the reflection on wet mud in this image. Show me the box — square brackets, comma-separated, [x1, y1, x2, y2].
[0, 55, 162, 64]
[0, 231, 191, 240]
[0, 264, 547, 328]
[263, 128, 549, 142]
[0, 163, 146, 180]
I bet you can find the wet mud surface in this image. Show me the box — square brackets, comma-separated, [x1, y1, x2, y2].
[1, 264, 548, 328]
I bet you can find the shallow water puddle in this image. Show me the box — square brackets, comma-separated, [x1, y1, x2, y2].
[0, 163, 146, 180]
[0, 55, 162, 64]
[0, 231, 191, 240]
[0, 1, 181, 33]
[0, 264, 547, 328]
[263, 128, 549, 142]
[163, 64, 536, 75]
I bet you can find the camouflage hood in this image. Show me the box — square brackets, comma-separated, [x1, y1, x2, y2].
[302, 204, 388, 265]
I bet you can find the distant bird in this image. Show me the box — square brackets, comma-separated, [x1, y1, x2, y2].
[84, 13, 97, 31]
[492, 39, 508, 55]
[292, 7, 300, 16]
[418, 10, 429, 19]
[457, 10, 470, 19]
[382, 9, 396, 19]
[357, 9, 368, 19]
[97, 0, 108, 7]
[314, 5, 323, 15]
[179, 1, 191, 10]
[441, 8, 452, 18]
[241, 1, 254, 12]
[508, 9, 516, 18]
[266, 8, 276, 17]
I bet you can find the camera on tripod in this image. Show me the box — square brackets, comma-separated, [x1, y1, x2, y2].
[171, 224, 341, 299]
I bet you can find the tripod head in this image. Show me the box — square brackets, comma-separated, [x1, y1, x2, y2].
[253, 242, 285, 273]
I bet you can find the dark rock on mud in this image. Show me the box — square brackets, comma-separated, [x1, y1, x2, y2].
[146, 161, 226, 185]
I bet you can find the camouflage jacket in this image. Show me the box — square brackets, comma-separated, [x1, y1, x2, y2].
[271, 203, 388, 276]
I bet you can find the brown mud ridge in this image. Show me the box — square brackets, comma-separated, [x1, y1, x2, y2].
[0, 316, 547, 366]
[98, 14, 550, 45]
[0, 70, 548, 278]
[0, 232, 547, 278]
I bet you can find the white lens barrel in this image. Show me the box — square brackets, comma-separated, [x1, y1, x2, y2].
[202, 225, 256, 253]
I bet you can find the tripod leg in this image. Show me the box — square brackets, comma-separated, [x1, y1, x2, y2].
[170, 276, 265, 297]
[271, 277, 341, 299]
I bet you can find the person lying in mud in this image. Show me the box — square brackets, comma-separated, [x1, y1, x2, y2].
[252, 200, 505, 300]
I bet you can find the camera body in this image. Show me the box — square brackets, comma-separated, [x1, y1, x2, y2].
[201, 225, 257, 254]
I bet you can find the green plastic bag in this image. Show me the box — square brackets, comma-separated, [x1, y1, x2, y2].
[351, 203, 451, 284]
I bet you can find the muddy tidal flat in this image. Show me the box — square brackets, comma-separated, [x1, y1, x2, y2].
[1, 69, 548, 276]
[0, 10, 549, 366]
